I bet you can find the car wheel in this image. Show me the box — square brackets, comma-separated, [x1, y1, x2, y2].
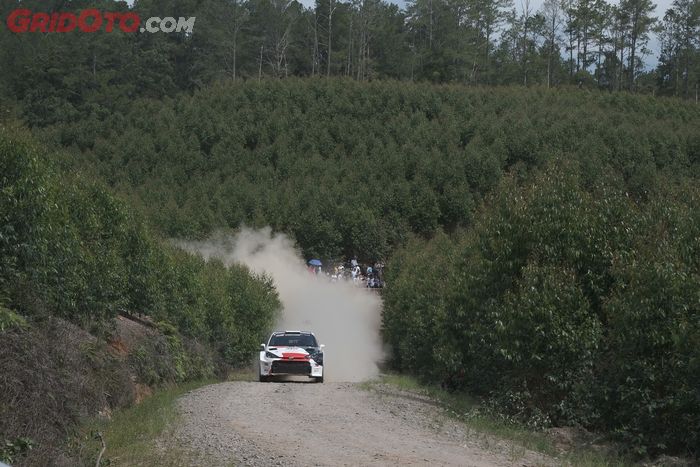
[314, 376, 324, 383]
[259, 373, 269, 382]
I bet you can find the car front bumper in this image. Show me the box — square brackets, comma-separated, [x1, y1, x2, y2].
[260, 358, 323, 377]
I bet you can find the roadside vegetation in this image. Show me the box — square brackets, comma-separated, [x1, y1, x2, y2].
[383, 162, 700, 459]
[368, 374, 633, 467]
[0, 127, 280, 465]
[78, 380, 214, 467]
[2, 77, 699, 463]
[78, 369, 255, 466]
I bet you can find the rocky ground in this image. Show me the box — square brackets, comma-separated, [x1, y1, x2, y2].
[170, 379, 557, 467]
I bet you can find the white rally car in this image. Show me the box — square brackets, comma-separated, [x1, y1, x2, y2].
[259, 331, 324, 383]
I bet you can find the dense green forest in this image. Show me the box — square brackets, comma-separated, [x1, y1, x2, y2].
[384, 164, 700, 456]
[1, 0, 700, 459]
[0, 125, 280, 463]
[34, 79, 700, 260]
[1, 126, 279, 362]
[29, 78, 700, 458]
[0, 0, 699, 119]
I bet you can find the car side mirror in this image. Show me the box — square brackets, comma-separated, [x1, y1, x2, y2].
[320, 344, 325, 350]
[260, 343, 265, 350]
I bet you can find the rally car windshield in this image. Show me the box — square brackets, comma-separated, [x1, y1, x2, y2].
[269, 334, 317, 347]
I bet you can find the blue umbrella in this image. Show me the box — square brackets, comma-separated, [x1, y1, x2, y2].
[308, 259, 322, 266]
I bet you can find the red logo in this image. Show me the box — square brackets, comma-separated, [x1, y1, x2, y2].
[5, 9, 195, 34]
[6, 9, 140, 33]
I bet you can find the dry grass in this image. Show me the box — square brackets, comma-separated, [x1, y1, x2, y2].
[0, 315, 224, 466]
[0, 318, 134, 466]
[79, 380, 215, 466]
[364, 374, 633, 467]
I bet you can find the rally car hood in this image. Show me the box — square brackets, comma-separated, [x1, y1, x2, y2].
[266, 346, 313, 360]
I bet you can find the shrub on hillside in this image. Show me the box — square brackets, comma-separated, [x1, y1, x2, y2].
[0, 319, 134, 466]
[598, 187, 700, 455]
[0, 123, 282, 463]
[383, 161, 700, 457]
[382, 231, 457, 380]
[37, 80, 700, 261]
[0, 128, 280, 364]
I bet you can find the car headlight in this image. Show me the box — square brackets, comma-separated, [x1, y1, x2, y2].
[265, 351, 279, 359]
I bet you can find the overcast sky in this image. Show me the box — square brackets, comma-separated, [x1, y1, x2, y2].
[296, 0, 673, 19]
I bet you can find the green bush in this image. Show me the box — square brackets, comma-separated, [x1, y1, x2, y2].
[0, 437, 34, 465]
[0, 127, 280, 365]
[0, 319, 134, 466]
[383, 160, 700, 457]
[1, 126, 281, 463]
[598, 187, 700, 455]
[382, 231, 457, 380]
[0, 306, 27, 332]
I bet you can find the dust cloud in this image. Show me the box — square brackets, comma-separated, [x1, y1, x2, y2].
[178, 227, 384, 382]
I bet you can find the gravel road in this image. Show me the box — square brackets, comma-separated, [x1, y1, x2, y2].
[171, 379, 555, 467]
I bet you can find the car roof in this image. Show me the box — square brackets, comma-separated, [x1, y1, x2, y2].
[271, 331, 314, 336]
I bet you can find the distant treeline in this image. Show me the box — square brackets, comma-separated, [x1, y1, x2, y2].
[36, 79, 700, 263]
[1, 0, 699, 130]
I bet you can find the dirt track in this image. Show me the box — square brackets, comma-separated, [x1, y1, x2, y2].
[172, 380, 556, 466]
